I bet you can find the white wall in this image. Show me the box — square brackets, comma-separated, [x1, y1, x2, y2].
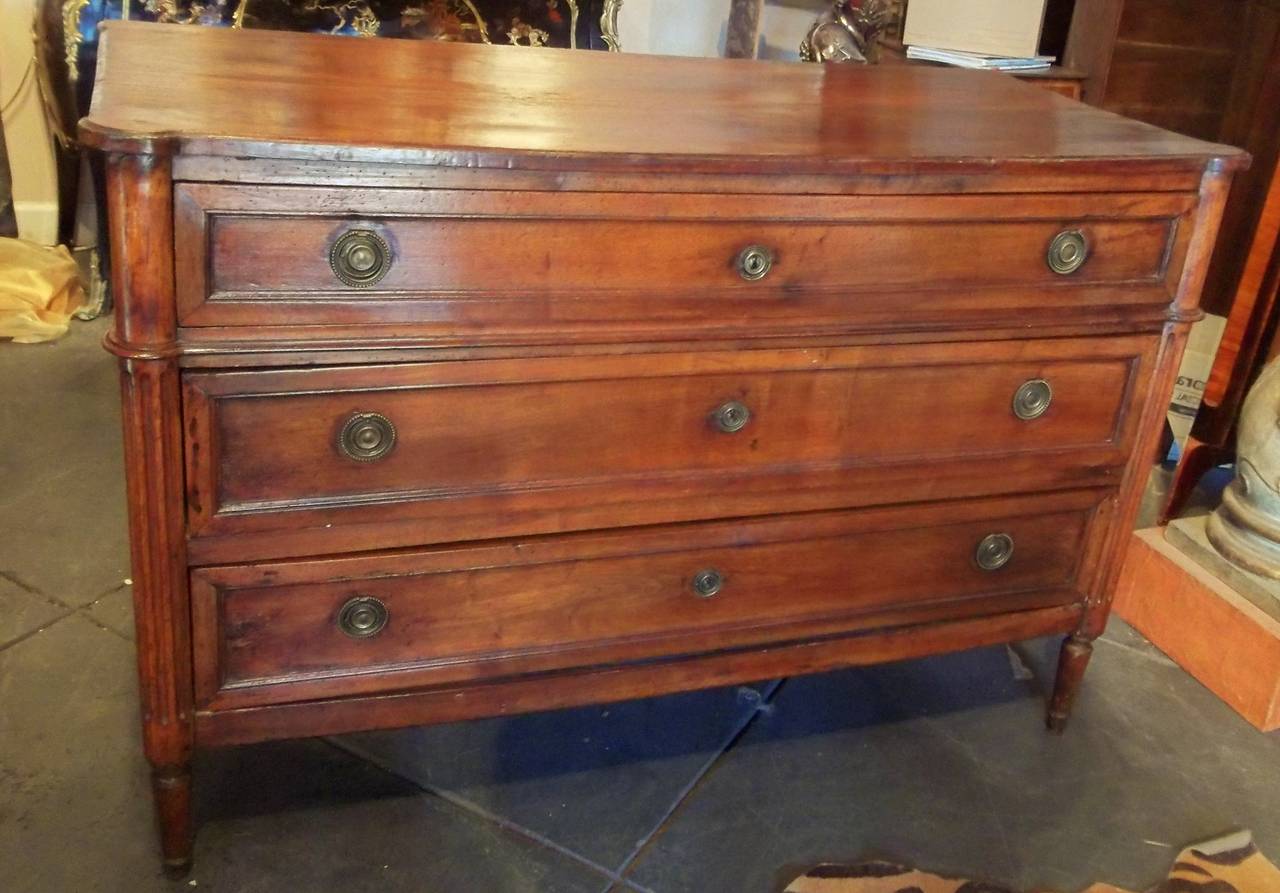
[0, 0, 60, 245]
[615, 0, 824, 61]
[616, 0, 727, 57]
[759, 4, 821, 61]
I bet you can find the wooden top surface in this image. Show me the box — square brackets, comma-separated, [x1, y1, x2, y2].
[81, 21, 1245, 175]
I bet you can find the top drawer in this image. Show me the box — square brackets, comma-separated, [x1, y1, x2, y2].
[174, 185, 1196, 336]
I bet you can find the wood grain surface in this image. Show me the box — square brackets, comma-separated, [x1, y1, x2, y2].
[80, 21, 1245, 175]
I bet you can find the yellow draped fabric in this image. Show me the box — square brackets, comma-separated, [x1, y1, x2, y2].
[0, 238, 86, 343]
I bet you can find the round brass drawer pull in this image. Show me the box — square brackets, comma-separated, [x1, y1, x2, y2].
[975, 533, 1015, 571]
[330, 228, 392, 287]
[1047, 229, 1088, 275]
[339, 412, 397, 462]
[1012, 379, 1053, 421]
[337, 596, 388, 639]
[691, 568, 725, 598]
[711, 400, 751, 433]
[736, 245, 774, 281]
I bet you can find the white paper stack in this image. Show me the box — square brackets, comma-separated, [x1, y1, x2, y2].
[905, 45, 1055, 71]
[902, 0, 1048, 59]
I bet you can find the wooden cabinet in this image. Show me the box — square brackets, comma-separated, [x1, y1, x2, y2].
[82, 20, 1243, 871]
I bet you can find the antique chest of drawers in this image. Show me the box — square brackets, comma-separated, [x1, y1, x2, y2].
[81, 21, 1245, 870]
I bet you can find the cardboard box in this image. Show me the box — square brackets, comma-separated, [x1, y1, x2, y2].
[903, 0, 1048, 58]
[1167, 313, 1227, 457]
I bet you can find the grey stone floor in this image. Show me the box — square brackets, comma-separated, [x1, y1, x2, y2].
[3, 319, 1279, 893]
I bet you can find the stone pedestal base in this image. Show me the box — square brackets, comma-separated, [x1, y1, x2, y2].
[1113, 521, 1280, 732]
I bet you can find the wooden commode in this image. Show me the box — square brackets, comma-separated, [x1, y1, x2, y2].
[81, 21, 1245, 870]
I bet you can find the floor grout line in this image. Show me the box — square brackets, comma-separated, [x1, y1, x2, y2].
[607, 880, 654, 893]
[0, 569, 48, 597]
[1095, 633, 1178, 667]
[75, 581, 133, 642]
[326, 737, 645, 891]
[75, 605, 133, 642]
[0, 575, 133, 652]
[0, 605, 83, 653]
[0, 569, 77, 611]
[610, 679, 787, 887]
[327, 680, 788, 891]
[3, 570, 130, 612]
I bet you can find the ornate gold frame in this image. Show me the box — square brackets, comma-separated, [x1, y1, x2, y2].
[601, 0, 622, 51]
[63, 0, 91, 81]
[63, 0, 621, 86]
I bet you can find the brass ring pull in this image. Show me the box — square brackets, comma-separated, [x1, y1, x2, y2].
[711, 400, 751, 433]
[736, 245, 774, 281]
[691, 568, 724, 598]
[337, 596, 388, 638]
[1047, 230, 1088, 275]
[1012, 379, 1053, 421]
[339, 412, 397, 462]
[975, 533, 1015, 571]
[330, 229, 392, 287]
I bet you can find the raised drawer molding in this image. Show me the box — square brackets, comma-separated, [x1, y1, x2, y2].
[81, 20, 1246, 872]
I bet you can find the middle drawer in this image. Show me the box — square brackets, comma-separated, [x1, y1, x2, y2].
[183, 336, 1150, 563]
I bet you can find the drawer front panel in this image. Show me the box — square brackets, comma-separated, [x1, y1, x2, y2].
[183, 338, 1148, 559]
[192, 491, 1098, 708]
[175, 185, 1194, 334]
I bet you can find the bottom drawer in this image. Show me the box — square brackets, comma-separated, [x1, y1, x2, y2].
[191, 491, 1100, 710]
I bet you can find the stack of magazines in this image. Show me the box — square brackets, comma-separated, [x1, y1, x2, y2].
[905, 45, 1054, 71]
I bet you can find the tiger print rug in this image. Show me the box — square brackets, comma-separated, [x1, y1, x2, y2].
[784, 830, 1279, 893]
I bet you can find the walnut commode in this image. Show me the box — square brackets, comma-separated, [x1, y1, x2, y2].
[81, 21, 1245, 871]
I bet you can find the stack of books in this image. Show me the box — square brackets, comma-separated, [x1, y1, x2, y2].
[902, 0, 1053, 72]
[904, 45, 1054, 72]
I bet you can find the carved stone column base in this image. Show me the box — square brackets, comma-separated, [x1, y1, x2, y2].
[1208, 479, 1280, 579]
[1207, 356, 1280, 579]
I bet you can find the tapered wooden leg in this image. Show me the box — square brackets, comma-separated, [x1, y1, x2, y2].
[153, 764, 194, 875]
[1046, 633, 1094, 734]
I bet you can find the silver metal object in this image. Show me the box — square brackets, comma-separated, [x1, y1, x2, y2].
[691, 568, 724, 598]
[600, 0, 623, 51]
[1047, 230, 1089, 275]
[711, 400, 752, 433]
[339, 412, 396, 462]
[736, 245, 774, 281]
[799, 0, 895, 63]
[1012, 379, 1053, 421]
[975, 533, 1015, 571]
[337, 596, 389, 638]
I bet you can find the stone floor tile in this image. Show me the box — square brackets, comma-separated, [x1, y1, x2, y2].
[624, 653, 1025, 893]
[186, 740, 614, 893]
[968, 640, 1280, 893]
[0, 614, 164, 893]
[0, 609, 616, 893]
[0, 319, 130, 606]
[624, 639, 1280, 893]
[340, 682, 776, 872]
[0, 473, 130, 607]
[1096, 618, 1176, 667]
